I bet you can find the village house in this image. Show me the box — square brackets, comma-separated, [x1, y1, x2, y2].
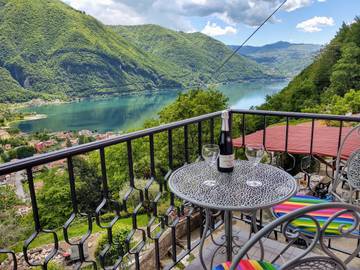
[4, 144, 12, 150]
[34, 142, 45, 152]
[78, 129, 93, 137]
[55, 131, 73, 140]
[34, 139, 57, 152]
[0, 129, 11, 140]
[70, 138, 79, 146]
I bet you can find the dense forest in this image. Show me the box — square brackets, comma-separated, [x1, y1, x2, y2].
[259, 18, 360, 115]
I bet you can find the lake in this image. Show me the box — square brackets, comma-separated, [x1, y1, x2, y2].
[16, 80, 288, 133]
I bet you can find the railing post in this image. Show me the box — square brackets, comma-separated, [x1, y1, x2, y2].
[184, 125, 189, 163]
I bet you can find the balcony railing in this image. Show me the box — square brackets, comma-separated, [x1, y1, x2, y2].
[0, 109, 359, 270]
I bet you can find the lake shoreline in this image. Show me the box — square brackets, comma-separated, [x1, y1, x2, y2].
[10, 78, 288, 109]
[3, 114, 48, 130]
[14, 79, 289, 133]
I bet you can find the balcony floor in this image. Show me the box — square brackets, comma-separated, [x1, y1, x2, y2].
[180, 218, 360, 270]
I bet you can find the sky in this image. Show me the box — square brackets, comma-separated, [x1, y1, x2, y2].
[61, 0, 359, 46]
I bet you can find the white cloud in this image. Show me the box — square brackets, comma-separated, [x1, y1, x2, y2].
[61, 0, 317, 31]
[62, 0, 146, 25]
[283, 0, 312, 12]
[318, 0, 326, 2]
[201, 21, 237, 36]
[296, 16, 335, 32]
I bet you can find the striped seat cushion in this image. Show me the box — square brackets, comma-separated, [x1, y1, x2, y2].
[273, 194, 356, 236]
[213, 260, 278, 270]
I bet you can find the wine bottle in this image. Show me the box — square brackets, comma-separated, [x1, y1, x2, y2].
[217, 110, 234, 172]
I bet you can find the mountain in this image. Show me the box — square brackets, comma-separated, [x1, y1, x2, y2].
[259, 19, 360, 113]
[229, 41, 322, 78]
[110, 24, 276, 85]
[0, 0, 275, 103]
[0, 0, 184, 103]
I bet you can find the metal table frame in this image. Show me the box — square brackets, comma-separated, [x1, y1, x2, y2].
[169, 160, 297, 270]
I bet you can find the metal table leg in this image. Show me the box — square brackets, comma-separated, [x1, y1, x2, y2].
[224, 210, 233, 261]
[200, 209, 234, 269]
[200, 208, 211, 270]
[251, 210, 264, 259]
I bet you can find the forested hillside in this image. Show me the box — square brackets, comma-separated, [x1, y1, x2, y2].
[0, 0, 184, 102]
[0, 0, 275, 103]
[111, 24, 275, 85]
[260, 18, 360, 114]
[230, 41, 321, 77]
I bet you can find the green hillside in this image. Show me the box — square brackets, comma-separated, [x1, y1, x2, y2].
[111, 24, 275, 85]
[0, 0, 277, 103]
[230, 41, 321, 78]
[260, 18, 360, 113]
[0, 0, 184, 103]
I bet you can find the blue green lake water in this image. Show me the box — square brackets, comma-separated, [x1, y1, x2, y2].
[16, 80, 288, 133]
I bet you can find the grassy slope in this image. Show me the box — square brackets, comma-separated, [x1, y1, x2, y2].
[233, 41, 321, 78]
[259, 19, 360, 112]
[0, 215, 147, 262]
[111, 24, 276, 85]
[0, 0, 183, 102]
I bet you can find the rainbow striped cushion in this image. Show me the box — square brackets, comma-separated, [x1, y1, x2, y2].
[213, 260, 278, 270]
[273, 194, 356, 236]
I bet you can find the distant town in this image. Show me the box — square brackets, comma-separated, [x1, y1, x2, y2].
[0, 127, 119, 202]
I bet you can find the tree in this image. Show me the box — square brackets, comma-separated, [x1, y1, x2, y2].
[90, 88, 228, 198]
[0, 185, 19, 210]
[95, 226, 131, 266]
[329, 43, 360, 96]
[37, 157, 102, 228]
[15, 145, 36, 159]
[66, 138, 72, 147]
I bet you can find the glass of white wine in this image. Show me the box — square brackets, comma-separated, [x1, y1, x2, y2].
[202, 144, 220, 186]
[245, 144, 265, 187]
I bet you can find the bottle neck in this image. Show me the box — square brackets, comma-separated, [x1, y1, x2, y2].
[221, 117, 229, 131]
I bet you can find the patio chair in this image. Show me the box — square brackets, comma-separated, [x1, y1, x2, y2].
[271, 125, 360, 227]
[300, 154, 325, 196]
[330, 125, 360, 203]
[214, 202, 360, 270]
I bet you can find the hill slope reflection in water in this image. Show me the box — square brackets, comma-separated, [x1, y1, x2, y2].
[16, 80, 288, 133]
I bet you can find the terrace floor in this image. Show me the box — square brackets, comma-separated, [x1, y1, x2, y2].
[179, 217, 360, 270]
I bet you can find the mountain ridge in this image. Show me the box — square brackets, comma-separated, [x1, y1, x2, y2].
[229, 41, 322, 78]
[110, 24, 276, 85]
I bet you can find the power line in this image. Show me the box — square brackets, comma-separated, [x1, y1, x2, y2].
[97, 0, 288, 93]
[205, 0, 288, 86]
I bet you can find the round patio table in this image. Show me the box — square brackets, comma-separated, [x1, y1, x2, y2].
[168, 160, 297, 270]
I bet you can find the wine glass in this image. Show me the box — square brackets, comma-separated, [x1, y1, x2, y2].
[202, 144, 220, 186]
[245, 144, 265, 187]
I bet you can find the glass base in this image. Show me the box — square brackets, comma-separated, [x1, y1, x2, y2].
[246, 180, 262, 187]
[203, 180, 217, 187]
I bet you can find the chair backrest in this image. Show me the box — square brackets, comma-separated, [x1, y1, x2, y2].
[331, 125, 360, 199]
[230, 202, 360, 270]
[272, 152, 296, 172]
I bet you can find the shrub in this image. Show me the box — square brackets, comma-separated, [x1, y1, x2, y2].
[95, 226, 131, 267]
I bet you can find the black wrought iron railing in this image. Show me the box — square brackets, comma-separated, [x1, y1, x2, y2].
[0, 109, 359, 270]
